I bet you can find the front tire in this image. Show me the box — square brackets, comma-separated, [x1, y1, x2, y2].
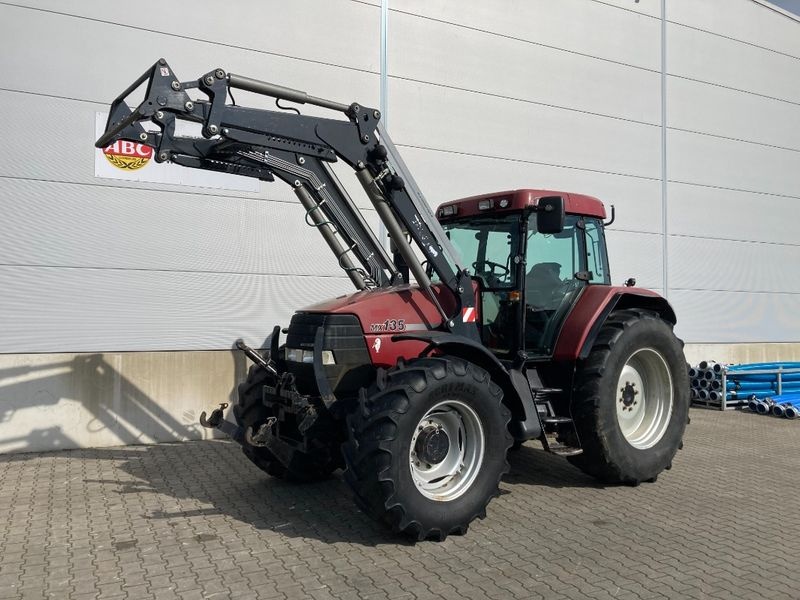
[342, 356, 512, 541]
[569, 309, 689, 484]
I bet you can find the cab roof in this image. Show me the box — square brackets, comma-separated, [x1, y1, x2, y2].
[436, 189, 607, 220]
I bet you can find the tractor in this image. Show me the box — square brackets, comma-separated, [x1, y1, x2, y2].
[97, 60, 689, 540]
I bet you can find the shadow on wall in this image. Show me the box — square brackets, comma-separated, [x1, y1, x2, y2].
[0, 351, 249, 454]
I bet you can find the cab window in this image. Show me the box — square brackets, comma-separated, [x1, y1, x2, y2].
[584, 218, 610, 284]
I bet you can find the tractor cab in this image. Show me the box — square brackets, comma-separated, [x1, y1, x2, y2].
[436, 189, 610, 359]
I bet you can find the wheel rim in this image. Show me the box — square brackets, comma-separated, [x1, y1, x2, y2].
[409, 400, 485, 501]
[616, 348, 674, 449]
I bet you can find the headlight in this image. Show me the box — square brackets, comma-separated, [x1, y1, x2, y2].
[286, 348, 336, 365]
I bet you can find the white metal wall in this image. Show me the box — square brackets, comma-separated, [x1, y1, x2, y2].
[389, 0, 800, 344]
[665, 0, 800, 343]
[0, 0, 378, 352]
[0, 0, 798, 353]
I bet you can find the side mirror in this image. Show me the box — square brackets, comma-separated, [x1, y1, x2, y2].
[536, 196, 565, 234]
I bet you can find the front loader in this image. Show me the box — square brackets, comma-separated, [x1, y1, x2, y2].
[96, 60, 690, 541]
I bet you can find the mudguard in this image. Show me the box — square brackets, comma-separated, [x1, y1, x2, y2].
[553, 286, 677, 361]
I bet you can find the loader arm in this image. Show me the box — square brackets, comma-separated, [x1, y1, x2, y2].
[96, 59, 477, 340]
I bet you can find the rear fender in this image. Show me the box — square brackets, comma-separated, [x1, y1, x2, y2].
[553, 286, 677, 361]
[392, 332, 542, 441]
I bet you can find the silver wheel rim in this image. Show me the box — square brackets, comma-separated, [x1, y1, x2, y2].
[616, 348, 673, 449]
[409, 400, 485, 502]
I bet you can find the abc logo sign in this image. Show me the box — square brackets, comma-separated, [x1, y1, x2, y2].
[102, 140, 153, 171]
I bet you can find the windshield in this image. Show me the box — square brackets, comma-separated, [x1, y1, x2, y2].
[442, 215, 520, 289]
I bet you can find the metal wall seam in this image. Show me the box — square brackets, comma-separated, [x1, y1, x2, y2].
[661, 0, 669, 299]
[380, 0, 389, 127]
[378, 0, 389, 248]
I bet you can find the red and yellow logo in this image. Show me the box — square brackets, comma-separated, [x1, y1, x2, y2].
[102, 140, 153, 170]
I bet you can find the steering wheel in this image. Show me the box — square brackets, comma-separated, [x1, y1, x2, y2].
[472, 260, 510, 283]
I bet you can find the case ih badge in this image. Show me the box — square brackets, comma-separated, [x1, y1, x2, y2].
[102, 139, 153, 170]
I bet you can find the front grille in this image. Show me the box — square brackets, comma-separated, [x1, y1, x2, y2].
[285, 312, 371, 397]
[286, 313, 364, 351]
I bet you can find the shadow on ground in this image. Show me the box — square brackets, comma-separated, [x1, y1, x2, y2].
[28, 439, 604, 546]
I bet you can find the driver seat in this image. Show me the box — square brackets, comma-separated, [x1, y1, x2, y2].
[525, 262, 562, 308]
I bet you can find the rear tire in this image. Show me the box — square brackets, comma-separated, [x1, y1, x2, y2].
[342, 356, 512, 541]
[568, 310, 689, 484]
[234, 364, 336, 482]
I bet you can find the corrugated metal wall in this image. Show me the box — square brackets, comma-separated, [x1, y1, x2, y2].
[665, 0, 800, 342]
[0, 0, 798, 353]
[0, 0, 378, 352]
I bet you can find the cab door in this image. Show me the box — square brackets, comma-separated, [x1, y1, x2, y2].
[523, 215, 587, 357]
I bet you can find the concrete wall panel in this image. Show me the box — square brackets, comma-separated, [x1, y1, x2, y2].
[0, 350, 246, 453]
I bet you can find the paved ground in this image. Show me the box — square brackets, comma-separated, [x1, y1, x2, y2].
[1, 408, 799, 600]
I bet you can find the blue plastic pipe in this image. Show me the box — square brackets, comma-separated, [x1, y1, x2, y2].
[727, 362, 800, 371]
[728, 380, 800, 391]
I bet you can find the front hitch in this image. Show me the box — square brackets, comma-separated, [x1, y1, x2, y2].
[199, 402, 244, 443]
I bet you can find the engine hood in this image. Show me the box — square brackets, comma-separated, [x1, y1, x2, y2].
[300, 284, 455, 334]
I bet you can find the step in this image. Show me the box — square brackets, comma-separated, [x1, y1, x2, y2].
[544, 441, 583, 457]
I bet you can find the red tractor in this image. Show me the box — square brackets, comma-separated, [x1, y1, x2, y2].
[98, 61, 689, 540]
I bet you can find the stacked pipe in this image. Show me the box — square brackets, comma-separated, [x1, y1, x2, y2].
[689, 360, 725, 406]
[689, 361, 800, 412]
[726, 362, 800, 412]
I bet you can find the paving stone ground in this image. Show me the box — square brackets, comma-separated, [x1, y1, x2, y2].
[1, 408, 799, 599]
